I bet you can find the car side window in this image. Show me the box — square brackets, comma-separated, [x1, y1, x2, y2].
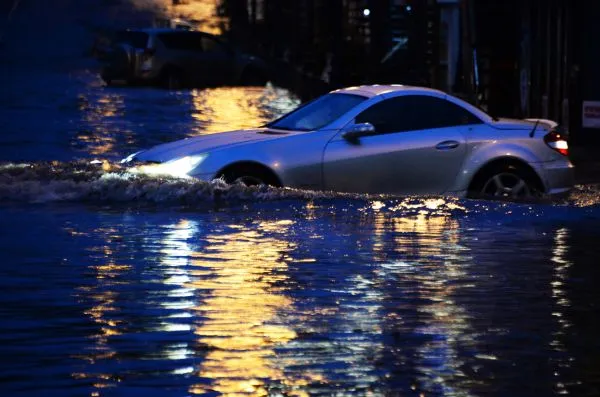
[417, 96, 483, 128]
[355, 96, 417, 133]
[355, 95, 482, 134]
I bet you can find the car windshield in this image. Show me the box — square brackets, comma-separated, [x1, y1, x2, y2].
[267, 93, 368, 131]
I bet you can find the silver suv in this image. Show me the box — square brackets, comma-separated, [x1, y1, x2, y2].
[100, 28, 269, 89]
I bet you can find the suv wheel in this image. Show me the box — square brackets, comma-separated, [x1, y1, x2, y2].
[161, 69, 184, 90]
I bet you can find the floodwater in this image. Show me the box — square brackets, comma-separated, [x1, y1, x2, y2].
[2, 62, 600, 397]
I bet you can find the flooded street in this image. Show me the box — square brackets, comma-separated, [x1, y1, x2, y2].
[1, 74, 600, 396]
[2, 194, 600, 396]
[1, 2, 600, 394]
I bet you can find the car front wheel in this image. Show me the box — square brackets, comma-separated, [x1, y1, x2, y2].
[230, 175, 265, 186]
[220, 164, 279, 187]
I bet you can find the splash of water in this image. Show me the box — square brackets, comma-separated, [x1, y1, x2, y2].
[1, 161, 599, 211]
[0, 161, 367, 205]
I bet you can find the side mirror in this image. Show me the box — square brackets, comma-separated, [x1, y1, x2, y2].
[342, 122, 375, 144]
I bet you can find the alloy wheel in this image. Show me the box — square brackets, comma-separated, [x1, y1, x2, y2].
[481, 172, 533, 199]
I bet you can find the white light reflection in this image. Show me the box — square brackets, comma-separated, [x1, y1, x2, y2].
[550, 227, 574, 395]
[172, 366, 196, 375]
[370, 198, 477, 396]
[156, 220, 200, 363]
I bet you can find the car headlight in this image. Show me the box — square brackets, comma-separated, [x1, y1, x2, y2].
[137, 154, 208, 178]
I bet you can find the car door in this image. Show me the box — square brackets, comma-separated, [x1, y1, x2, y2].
[322, 94, 482, 195]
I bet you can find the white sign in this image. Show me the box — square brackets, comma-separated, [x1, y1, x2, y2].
[582, 101, 600, 128]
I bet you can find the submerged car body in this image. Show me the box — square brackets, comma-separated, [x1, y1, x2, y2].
[123, 85, 574, 199]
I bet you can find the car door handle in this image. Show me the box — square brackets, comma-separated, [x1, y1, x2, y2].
[435, 140, 460, 150]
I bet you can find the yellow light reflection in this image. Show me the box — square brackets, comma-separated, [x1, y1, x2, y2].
[190, 87, 270, 134]
[77, 93, 132, 156]
[169, 0, 226, 35]
[186, 220, 322, 396]
[71, 227, 130, 391]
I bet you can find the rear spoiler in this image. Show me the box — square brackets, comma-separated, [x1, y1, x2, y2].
[524, 118, 560, 138]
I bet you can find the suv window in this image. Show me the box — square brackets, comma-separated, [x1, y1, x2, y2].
[115, 31, 149, 49]
[202, 36, 229, 54]
[157, 32, 203, 51]
[355, 95, 482, 134]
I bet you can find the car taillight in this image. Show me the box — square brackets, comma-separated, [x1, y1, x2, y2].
[544, 129, 569, 156]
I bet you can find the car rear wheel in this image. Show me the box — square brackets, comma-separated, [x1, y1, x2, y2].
[469, 164, 541, 200]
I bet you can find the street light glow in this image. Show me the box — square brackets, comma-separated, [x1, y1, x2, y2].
[363, 8, 370, 17]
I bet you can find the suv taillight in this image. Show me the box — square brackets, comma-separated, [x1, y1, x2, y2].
[544, 129, 569, 156]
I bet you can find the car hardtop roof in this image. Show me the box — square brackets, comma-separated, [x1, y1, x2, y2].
[332, 84, 446, 98]
[333, 84, 493, 122]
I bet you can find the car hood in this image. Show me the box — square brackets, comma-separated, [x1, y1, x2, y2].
[134, 128, 290, 163]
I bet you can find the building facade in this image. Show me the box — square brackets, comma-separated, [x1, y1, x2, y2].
[223, 0, 600, 143]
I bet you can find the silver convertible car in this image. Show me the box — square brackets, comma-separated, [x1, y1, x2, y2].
[122, 85, 574, 199]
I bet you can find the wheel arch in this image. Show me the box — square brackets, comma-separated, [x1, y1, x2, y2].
[467, 156, 546, 193]
[215, 161, 282, 187]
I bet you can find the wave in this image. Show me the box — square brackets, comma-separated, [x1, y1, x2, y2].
[1, 161, 599, 211]
[0, 161, 371, 205]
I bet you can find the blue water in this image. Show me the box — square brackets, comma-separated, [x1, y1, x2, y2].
[2, 42, 600, 397]
[1, 197, 600, 396]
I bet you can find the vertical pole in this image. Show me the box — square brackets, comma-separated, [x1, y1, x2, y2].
[460, 0, 473, 100]
[562, 0, 570, 128]
[543, 0, 552, 118]
[555, 0, 563, 121]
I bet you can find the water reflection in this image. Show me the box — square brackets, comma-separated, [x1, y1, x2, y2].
[190, 86, 300, 134]
[151, 217, 322, 395]
[76, 93, 130, 156]
[368, 203, 479, 395]
[13, 198, 599, 396]
[72, 85, 299, 159]
[72, 226, 130, 390]
[550, 228, 575, 395]
[187, 220, 310, 395]
[169, 0, 226, 35]
[156, 220, 198, 374]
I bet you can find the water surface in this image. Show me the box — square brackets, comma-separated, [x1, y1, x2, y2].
[1, 53, 600, 396]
